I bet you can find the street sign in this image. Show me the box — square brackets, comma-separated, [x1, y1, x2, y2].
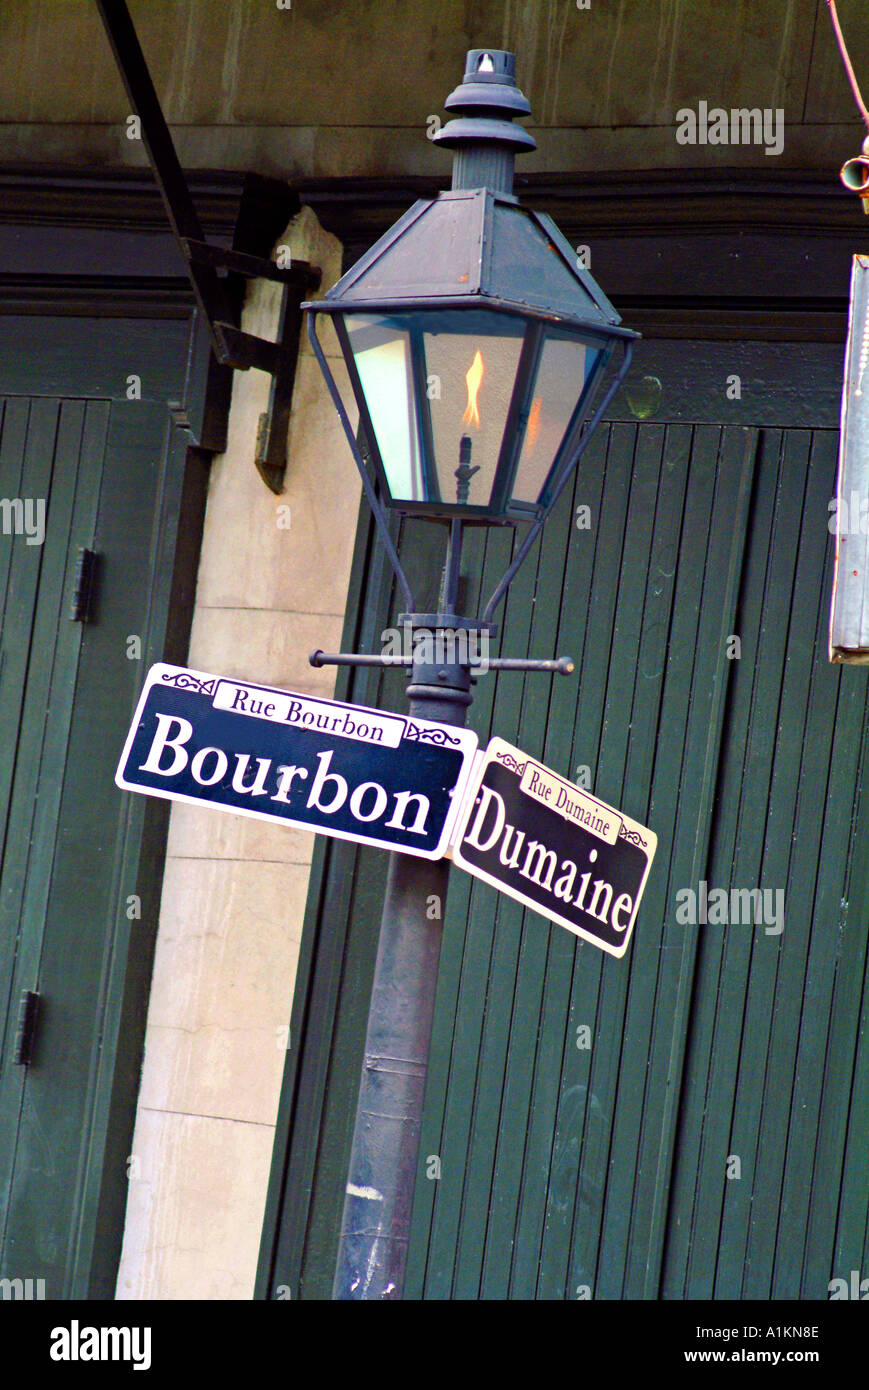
[115, 663, 479, 860]
[451, 738, 656, 957]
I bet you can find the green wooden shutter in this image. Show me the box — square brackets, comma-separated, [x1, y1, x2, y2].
[660, 427, 869, 1300]
[0, 313, 208, 1298]
[0, 397, 111, 1282]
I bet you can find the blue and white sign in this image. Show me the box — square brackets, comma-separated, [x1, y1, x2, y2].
[116, 664, 479, 859]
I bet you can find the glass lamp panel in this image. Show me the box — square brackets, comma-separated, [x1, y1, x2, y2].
[423, 311, 525, 509]
[344, 314, 425, 502]
[511, 330, 601, 505]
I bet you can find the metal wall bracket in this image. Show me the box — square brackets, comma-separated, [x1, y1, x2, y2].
[95, 0, 321, 494]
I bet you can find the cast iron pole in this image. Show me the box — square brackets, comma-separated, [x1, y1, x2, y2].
[331, 649, 471, 1299]
[332, 50, 530, 1300]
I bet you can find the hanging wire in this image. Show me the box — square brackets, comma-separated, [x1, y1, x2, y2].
[826, 0, 869, 132]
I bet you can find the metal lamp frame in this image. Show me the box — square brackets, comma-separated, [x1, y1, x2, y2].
[306, 306, 634, 626]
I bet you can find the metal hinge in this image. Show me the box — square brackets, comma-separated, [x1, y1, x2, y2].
[13, 990, 40, 1066]
[69, 548, 98, 623]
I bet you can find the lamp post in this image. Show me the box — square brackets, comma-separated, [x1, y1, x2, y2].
[304, 47, 638, 1300]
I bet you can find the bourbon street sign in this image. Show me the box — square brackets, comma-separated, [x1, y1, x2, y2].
[116, 664, 478, 860]
[450, 738, 656, 958]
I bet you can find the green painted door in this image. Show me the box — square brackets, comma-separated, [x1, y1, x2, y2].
[0, 315, 205, 1297]
[260, 334, 869, 1301]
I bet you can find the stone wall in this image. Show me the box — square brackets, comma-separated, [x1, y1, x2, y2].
[115, 207, 358, 1299]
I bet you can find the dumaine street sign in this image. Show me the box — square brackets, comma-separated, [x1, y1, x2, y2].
[116, 664, 479, 860]
[450, 738, 656, 958]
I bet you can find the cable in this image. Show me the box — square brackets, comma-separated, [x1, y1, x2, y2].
[826, 0, 869, 132]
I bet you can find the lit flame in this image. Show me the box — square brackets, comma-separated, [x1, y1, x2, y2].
[462, 350, 484, 427]
[526, 396, 542, 451]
